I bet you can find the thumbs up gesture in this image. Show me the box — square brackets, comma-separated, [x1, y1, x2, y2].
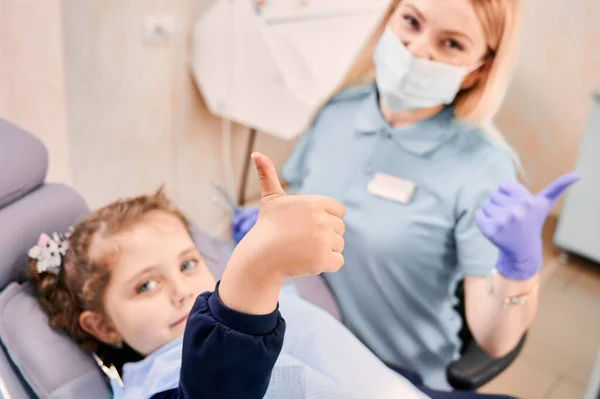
[236, 153, 345, 277]
[219, 153, 345, 314]
[476, 173, 580, 281]
[237, 153, 346, 277]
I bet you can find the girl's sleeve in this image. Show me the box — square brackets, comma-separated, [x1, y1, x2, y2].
[150, 282, 285, 399]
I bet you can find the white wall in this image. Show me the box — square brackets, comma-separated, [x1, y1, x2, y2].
[59, 0, 296, 235]
[495, 0, 600, 210]
[0, 0, 72, 185]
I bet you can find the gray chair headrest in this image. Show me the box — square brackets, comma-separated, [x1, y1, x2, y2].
[0, 119, 48, 209]
[0, 119, 88, 289]
[0, 183, 89, 289]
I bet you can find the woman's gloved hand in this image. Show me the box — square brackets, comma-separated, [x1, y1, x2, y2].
[231, 207, 259, 244]
[476, 173, 580, 281]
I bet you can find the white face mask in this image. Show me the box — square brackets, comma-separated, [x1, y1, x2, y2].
[373, 28, 483, 112]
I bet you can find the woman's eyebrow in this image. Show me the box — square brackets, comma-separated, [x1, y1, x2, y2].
[404, 3, 475, 46]
[442, 30, 474, 45]
[405, 4, 426, 21]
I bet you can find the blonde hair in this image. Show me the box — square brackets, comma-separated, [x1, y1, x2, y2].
[333, 0, 524, 172]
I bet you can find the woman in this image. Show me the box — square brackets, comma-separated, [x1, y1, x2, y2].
[234, 0, 559, 390]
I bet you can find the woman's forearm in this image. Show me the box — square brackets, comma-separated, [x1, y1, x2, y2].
[465, 272, 539, 358]
[470, 173, 580, 357]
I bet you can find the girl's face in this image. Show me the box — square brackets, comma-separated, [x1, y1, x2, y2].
[80, 211, 216, 356]
[389, 0, 489, 68]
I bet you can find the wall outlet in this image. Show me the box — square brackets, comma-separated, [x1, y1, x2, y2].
[144, 14, 175, 45]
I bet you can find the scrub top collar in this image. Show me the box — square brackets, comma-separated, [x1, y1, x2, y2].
[354, 86, 458, 156]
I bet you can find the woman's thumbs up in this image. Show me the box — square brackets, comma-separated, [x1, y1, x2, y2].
[476, 173, 580, 281]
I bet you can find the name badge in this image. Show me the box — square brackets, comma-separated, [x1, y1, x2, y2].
[367, 173, 415, 204]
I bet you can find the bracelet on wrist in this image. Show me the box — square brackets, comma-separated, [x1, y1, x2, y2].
[486, 268, 539, 311]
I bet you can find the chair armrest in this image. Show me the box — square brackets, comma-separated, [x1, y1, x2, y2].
[447, 333, 527, 390]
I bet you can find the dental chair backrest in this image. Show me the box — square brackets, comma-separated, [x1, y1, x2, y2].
[0, 119, 236, 399]
[0, 119, 105, 399]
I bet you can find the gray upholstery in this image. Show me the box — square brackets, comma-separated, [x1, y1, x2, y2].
[0, 184, 89, 290]
[0, 119, 48, 209]
[0, 119, 107, 398]
[289, 276, 341, 321]
[0, 348, 32, 398]
[0, 283, 110, 399]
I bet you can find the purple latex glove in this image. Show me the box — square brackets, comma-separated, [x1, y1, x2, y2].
[231, 207, 259, 244]
[476, 173, 580, 280]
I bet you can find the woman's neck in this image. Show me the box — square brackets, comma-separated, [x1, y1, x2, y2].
[379, 102, 445, 128]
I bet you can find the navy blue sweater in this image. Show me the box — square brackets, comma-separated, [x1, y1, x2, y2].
[150, 285, 285, 399]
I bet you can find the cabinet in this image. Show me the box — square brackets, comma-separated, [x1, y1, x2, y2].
[554, 88, 600, 264]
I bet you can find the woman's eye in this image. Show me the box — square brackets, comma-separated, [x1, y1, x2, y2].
[137, 280, 157, 293]
[402, 15, 419, 29]
[444, 39, 464, 51]
[181, 259, 198, 272]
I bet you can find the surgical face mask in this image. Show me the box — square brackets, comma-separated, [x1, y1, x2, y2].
[373, 28, 482, 112]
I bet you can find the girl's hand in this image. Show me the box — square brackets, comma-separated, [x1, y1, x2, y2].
[238, 153, 346, 279]
[220, 153, 345, 314]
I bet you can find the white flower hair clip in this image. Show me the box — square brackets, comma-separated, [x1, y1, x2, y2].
[28, 229, 72, 275]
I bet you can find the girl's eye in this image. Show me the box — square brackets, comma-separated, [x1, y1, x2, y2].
[444, 39, 464, 51]
[137, 280, 157, 293]
[181, 259, 198, 272]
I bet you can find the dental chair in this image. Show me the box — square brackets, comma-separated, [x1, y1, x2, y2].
[0, 119, 521, 398]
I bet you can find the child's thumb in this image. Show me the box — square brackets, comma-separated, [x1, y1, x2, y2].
[252, 152, 286, 200]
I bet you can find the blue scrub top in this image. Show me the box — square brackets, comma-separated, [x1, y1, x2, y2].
[281, 84, 516, 390]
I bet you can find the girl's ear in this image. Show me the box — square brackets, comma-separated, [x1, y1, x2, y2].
[79, 311, 122, 346]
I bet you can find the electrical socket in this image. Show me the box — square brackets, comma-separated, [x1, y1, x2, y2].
[144, 14, 175, 45]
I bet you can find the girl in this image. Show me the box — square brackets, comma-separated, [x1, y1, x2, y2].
[233, 0, 578, 390]
[27, 153, 429, 399]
